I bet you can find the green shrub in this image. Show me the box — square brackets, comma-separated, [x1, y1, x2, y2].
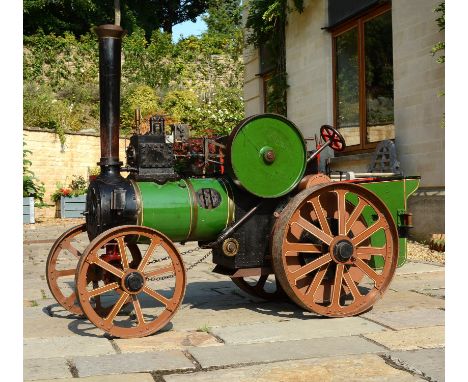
[23, 142, 45, 206]
[121, 84, 162, 133]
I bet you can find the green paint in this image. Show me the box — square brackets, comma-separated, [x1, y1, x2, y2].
[137, 178, 233, 242]
[230, 115, 306, 198]
[355, 178, 420, 268]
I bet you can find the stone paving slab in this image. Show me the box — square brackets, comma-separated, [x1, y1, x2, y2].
[24, 315, 103, 338]
[31, 373, 156, 382]
[23, 357, 72, 381]
[210, 317, 385, 344]
[171, 302, 313, 331]
[164, 354, 423, 382]
[188, 336, 385, 368]
[417, 288, 445, 299]
[390, 271, 445, 292]
[386, 348, 445, 382]
[363, 307, 445, 330]
[396, 262, 444, 275]
[114, 330, 222, 353]
[364, 326, 445, 351]
[24, 336, 116, 359]
[24, 287, 46, 301]
[73, 350, 195, 377]
[368, 290, 445, 313]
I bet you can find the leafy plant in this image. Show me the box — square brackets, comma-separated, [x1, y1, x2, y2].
[245, 0, 304, 115]
[51, 175, 88, 202]
[431, 1, 445, 128]
[23, 141, 45, 206]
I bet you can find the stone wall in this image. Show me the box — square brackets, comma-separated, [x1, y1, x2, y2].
[24, 128, 128, 218]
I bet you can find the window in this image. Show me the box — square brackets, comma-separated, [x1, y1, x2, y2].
[259, 42, 282, 114]
[332, 4, 394, 152]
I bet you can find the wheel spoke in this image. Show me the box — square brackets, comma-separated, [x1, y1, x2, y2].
[351, 220, 385, 246]
[345, 198, 367, 234]
[144, 265, 174, 278]
[60, 240, 82, 258]
[104, 292, 130, 323]
[305, 263, 329, 297]
[55, 268, 76, 277]
[94, 257, 125, 279]
[117, 237, 129, 270]
[293, 216, 333, 245]
[256, 275, 268, 290]
[284, 241, 322, 255]
[291, 253, 332, 282]
[335, 190, 347, 236]
[309, 196, 331, 236]
[354, 258, 384, 286]
[330, 263, 344, 307]
[63, 293, 77, 307]
[355, 246, 386, 257]
[343, 269, 362, 301]
[132, 295, 145, 325]
[138, 238, 161, 271]
[88, 282, 119, 298]
[142, 286, 171, 308]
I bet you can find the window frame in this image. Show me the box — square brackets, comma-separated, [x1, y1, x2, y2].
[331, 2, 393, 154]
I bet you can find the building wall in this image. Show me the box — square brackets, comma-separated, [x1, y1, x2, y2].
[286, 0, 332, 139]
[243, 0, 444, 239]
[24, 129, 128, 218]
[392, 0, 445, 189]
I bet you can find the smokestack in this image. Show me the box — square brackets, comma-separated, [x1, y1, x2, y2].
[95, 24, 126, 176]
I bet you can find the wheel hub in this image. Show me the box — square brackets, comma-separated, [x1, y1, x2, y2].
[124, 271, 145, 293]
[333, 240, 354, 262]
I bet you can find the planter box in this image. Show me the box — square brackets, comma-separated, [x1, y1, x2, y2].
[23, 197, 35, 224]
[59, 195, 86, 218]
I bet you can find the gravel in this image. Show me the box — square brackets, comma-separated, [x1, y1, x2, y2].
[407, 240, 445, 265]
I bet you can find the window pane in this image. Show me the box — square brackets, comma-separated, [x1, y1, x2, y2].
[335, 27, 360, 146]
[365, 11, 394, 143]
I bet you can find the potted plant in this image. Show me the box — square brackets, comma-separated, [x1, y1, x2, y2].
[23, 142, 45, 223]
[52, 175, 87, 218]
[88, 166, 100, 182]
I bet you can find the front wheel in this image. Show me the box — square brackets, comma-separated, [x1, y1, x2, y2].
[75, 225, 186, 338]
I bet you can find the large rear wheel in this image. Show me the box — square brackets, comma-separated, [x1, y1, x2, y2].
[272, 183, 399, 317]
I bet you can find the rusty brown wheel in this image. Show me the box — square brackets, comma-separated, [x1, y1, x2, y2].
[272, 183, 399, 317]
[75, 225, 186, 338]
[231, 275, 286, 301]
[46, 224, 88, 315]
[46, 224, 142, 316]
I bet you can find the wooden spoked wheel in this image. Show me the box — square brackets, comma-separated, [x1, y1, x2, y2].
[231, 275, 285, 301]
[75, 225, 186, 338]
[46, 224, 88, 315]
[46, 224, 141, 316]
[272, 183, 399, 317]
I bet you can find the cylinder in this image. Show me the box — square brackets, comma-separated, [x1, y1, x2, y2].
[95, 24, 126, 168]
[135, 178, 235, 242]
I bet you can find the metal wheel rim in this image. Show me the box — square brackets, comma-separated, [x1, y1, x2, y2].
[75, 225, 186, 338]
[272, 183, 398, 317]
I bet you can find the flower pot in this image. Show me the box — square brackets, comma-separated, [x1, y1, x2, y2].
[59, 195, 86, 218]
[23, 196, 35, 224]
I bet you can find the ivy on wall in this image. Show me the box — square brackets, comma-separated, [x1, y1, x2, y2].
[245, 0, 304, 115]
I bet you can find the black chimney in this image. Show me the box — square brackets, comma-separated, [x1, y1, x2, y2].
[95, 24, 126, 177]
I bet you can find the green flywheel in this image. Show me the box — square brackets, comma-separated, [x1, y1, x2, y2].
[227, 114, 307, 198]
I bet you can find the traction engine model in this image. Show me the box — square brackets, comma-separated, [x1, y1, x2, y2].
[46, 24, 420, 338]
